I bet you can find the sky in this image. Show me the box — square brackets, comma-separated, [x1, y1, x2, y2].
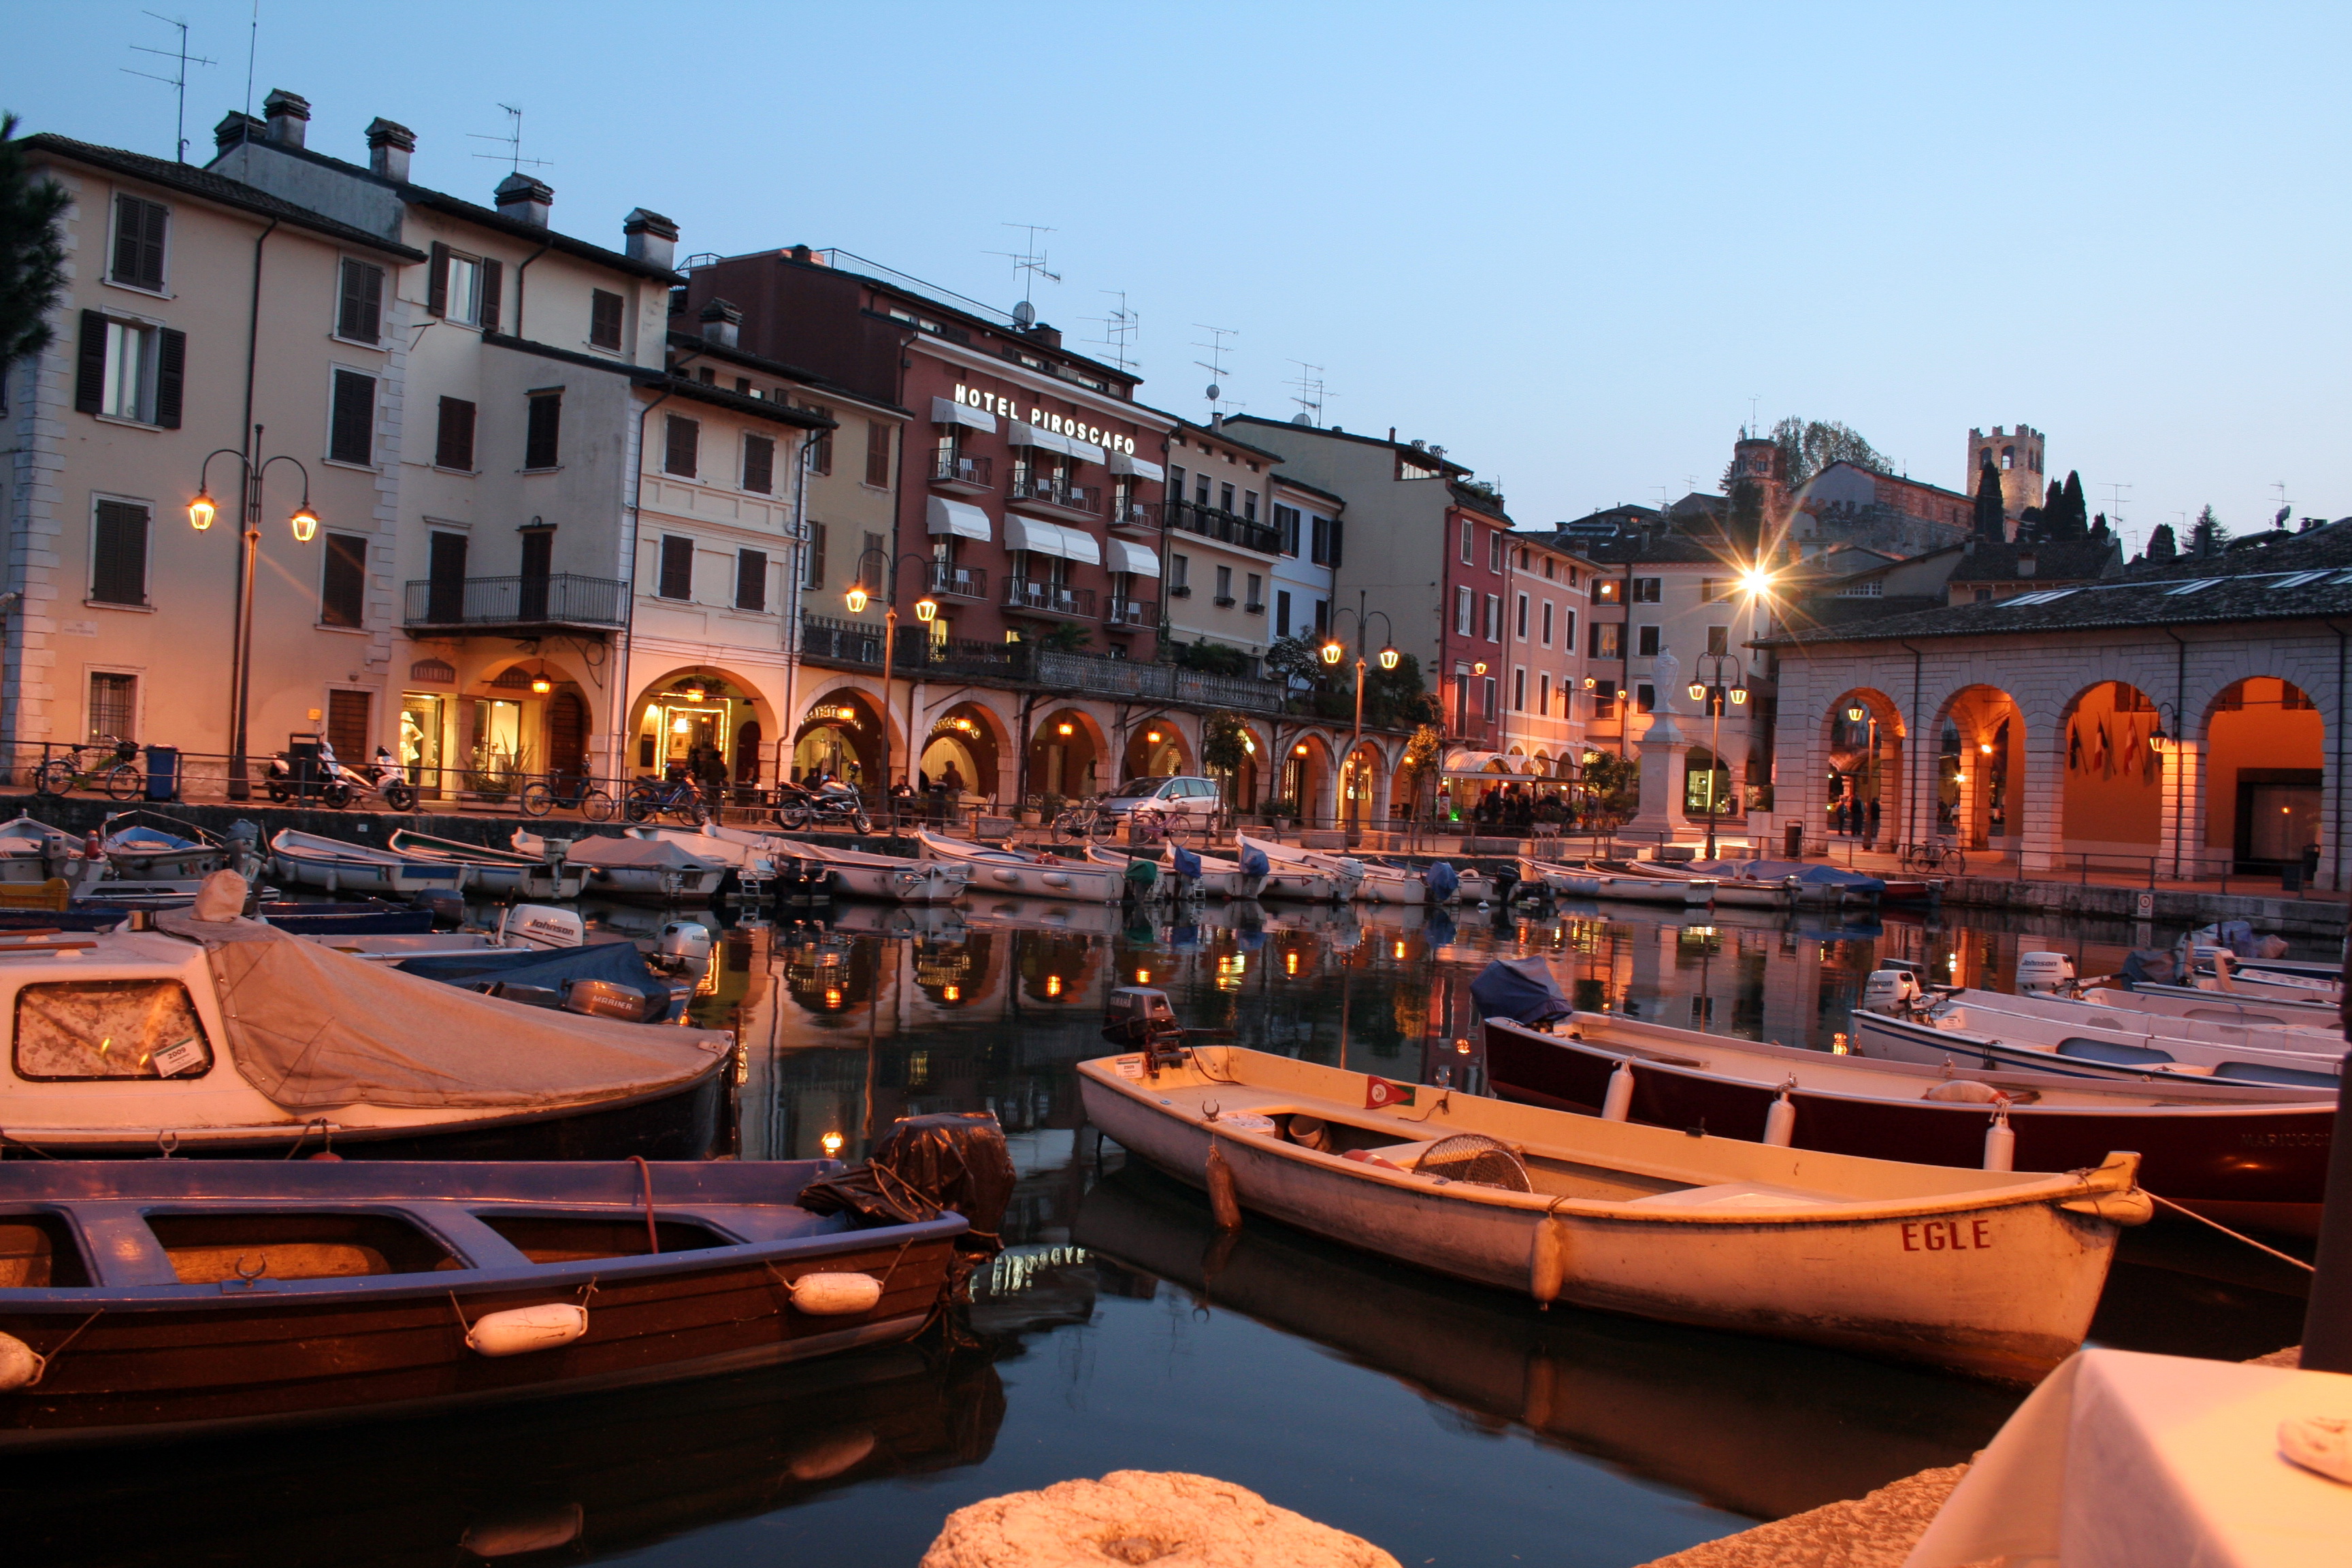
[7, 1, 2347, 551]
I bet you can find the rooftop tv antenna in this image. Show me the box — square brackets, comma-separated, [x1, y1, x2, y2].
[1085, 290, 1139, 372]
[125, 12, 215, 163]
[1193, 324, 1237, 413]
[1285, 360, 1329, 426]
[2270, 481, 2291, 529]
[988, 224, 1061, 325]
[469, 104, 553, 175]
[2103, 480, 2133, 532]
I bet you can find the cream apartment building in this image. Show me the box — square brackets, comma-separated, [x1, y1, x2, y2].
[1162, 420, 1288, 662]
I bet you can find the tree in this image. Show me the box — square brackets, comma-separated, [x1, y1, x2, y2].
[1972, 456, 2006, 540]
[2144, 523, 2177, 561]
[0, 116, 71, 368]
[1769, 416, 1891, 491]
[1262, 635, 1321, 687]
[1171, 638, 1250, 677]
[2058, 471, 2089, 538]
[2189, 505, 2227, 557]
[1360, 651, 1438, 730]
[1395, 724, 1443, 823]
[1580, 751, 1639, 818]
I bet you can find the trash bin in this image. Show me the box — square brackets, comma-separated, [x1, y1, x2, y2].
[143, 745, 179, 802]
[2283, 861, 2305, 893]
[1784, 821, 1804, 860]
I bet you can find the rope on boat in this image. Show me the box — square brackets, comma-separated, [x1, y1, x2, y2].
[22, 1309, 103, 1388]
[629, 1155, 659, 1255]
[2144, 1190, 2315, 1273]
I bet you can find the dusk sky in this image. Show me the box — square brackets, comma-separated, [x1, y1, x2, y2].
[10, 1, 2344, 550]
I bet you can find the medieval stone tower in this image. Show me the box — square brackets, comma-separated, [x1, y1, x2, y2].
[1729, 432, 1790, 525]
[1966, 425, 2045, 519]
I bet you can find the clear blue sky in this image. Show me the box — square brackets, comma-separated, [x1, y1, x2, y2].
[10, 1, 2345, 549]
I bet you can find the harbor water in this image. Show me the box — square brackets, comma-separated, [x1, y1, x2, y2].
[4, 890, 2321, 1567]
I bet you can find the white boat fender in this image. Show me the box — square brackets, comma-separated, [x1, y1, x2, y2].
[1982, 1107, 2014, 1172]
[0, 1332, 46, 1390]
[460, 1502, 585, 1558]
[784, 1272, 884, 1316]
[1529, 1214, 1569, 1308]
[1601, 1061, 1635, 1122]
[1762, 1086, 1797, 1148]
[1205, 1141, 1242, 1230]
[464, 1302, 589, 1358]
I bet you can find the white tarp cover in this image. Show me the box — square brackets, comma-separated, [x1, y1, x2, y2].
[926, 495, 992, 540]
[1107, 538, 1160, 577]
[559, 836, 725, 870]
[930, 395, 997, 433]
[156, 914, 729, 1110]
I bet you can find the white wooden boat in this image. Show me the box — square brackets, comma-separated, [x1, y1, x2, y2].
[270, 830, 469, 896]
[0, 817, 104, 894]
[1852, 997, 2341, 1090]
[1953, 987, 2340, 1056]
[386, 828, 587, 900]
[98, 817, 225, 880]
[1597, 858, 1789, 909]
[1079, 1039, 2150, 1382]
[1365, 859, 1501, 904]
[1085, 847, 1250, 899]
[788, 836, 970, 903]
[913, 831, 1122, 901]
[1518, 855, 1715, 907]
[512, 830, 727, 903]
[1239, 834, 1428, 904]
[2080, 984, 2340, 1033]
[1225, 843, 1334, 902]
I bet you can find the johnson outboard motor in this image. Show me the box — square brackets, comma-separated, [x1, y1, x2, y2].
[1859, 967, 1925, 1015]
[2014, 951, 2077, 996]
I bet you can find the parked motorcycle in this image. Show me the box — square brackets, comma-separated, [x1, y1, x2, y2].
[771, 779, 872, 834]
[264, 741, 415, 811]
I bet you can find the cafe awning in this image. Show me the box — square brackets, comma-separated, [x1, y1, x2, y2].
[926, 495, 992, 541]
[1007, 421, 1107, 465]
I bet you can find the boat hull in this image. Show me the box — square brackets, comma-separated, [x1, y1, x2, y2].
[915, 834, 1120, 902]
[272, 851, 466, 897]
[1484, 1019, 2330, 1236]
[1850, 1007, 2339, 1090]
[576, 865, 725, 903]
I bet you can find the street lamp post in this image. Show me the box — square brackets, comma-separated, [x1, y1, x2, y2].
[189, 425, 318, 802]
[1321, 600, 1396, 841]
[1688, 651, 1748, 860]
[845, 548, 939, 812]
[1843, 703, 1879, 844]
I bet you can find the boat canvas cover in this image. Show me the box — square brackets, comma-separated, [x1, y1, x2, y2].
[1698, 859, 1886, 894]
[561, 837, 721, 870]
[394, 938, 662, 996]
[1471, 956, 1572, 1026]
[107, 827, 199, 850]
[157, 915, 726, 1109]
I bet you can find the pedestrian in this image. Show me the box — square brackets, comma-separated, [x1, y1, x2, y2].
[941, 760, 967, 796]
[1865, 796, 1881, 845]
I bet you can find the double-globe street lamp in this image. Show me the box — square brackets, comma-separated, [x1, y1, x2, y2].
[1320, 603, 1397, 838]
[1688, 651, 1748, 860]
[844, 548, 939, 805]
[188, 425, 318, 801]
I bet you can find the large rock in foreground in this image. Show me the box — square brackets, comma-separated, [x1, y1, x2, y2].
[921, 1470, 1401, 1568]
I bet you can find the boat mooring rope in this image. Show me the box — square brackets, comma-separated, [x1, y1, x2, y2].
[2144, 1190, 2315, 1274]
[628, 1155, 659, 1256]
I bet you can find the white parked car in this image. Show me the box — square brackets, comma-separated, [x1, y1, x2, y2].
[1097, 776, 1225, 825]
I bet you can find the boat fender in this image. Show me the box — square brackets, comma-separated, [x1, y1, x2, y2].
[1601, 1061, 1635, 1122]
[459, 1503, 584, 1558]
[1923, 1079, 2006, 1103]
[1762, 1088, 1797, 1148]
[465, 1303, 589, 1357]
[0, 1332, 46, 1390]
[1982, 1108, 2014, 1172]
[1041, 872, 1072, 889]
[785, 1271, 884, 1316]
[1529, 1216, 1569, 1307]
[1205, 1142, 1243, 1230]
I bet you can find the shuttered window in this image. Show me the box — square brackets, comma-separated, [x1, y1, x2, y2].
[329, 370, 375, 465]
[736, 549, 767, 612]
[803, 521, 826, 589]
[77, 312, 181, 427]
[337, 259, 383, 343]
[664, 414, 698, 477]
[589, 289, 623, 350]
[864, 421, 892, 487]
[325, 690, 372, 760]
[320, 532, 368, 627]
[801, 406, 832, 474]
[524, 391, 561, 470]
[742, 434, 774, 493]
[435, 397, 476, 470]
[91, 500, 149, 606]
[658, 536, 693, 600]
[110, 196, 167, 290]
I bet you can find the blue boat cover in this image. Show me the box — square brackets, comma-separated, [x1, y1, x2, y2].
[1424, 862, 1460, 900]
[1171, 845, 1203, 880]
[1694, 858, 1886, 896]
[397, 939, 662, 999]
[1238, 843, 1271, 878]
[1470, 956, 1571, 1024]
[106, 826, 199, 850]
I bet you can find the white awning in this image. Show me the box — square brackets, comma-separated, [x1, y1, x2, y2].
[931, 395, 997, 434]
[1107, 538, 1160, 577]
[1442, 749, 1514, 775]
[1107, 451, 1165, 483]
[926, 495, 992, 542]
[1004, 513, 1094, 563]
[1056, 522, 1102, 566]
[1007, 421, 1107, 466]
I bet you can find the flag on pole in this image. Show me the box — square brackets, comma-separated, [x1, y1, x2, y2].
[1365, 1075, 1418, 1110]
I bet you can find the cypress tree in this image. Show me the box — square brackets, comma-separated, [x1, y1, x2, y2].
[2144, 523, 2177, 561]
[0, 116, 71, 366]
[1972, 457, 2006, 539]
[2059, 471, 2088, 538]
[2189, 505, 2227, 556]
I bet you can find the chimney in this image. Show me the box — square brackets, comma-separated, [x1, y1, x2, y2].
[2016, 551, 2037, 577]
[699, 297, 741, 347]
[495, 172, 553, 227]
[789, 243, 813, 263]
[261, 88, 310, 149]
[213, 110, 263, 152]
[1027, 323, 1061, 348]
[365, 118, 414, 182]
[623, 208, 678, 270]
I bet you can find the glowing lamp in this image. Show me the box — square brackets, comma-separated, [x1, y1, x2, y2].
[1243, 738, 1256, 754]
[2149, 726, 2172, 754]
[530, 674, 553, 695]
[1393, 941, 1406, 959]
[1846, 705, 1866, 723]
[845, 584, 870, 613]
[914, 595, 938, 622]
[834, 705, 857, 721]
[943, 984, 960, 1001]
[1135, 969, 1150, 985]
[1456, 1038, 1471, 1055]
[1740, 567, 1774, 596]
[187, 491, 218, 531]
[1284, 950, 1299, 975]
[1688, 682, 1706, 703]
[1729, 687, 1748, 704]
[1978, 741, 1993, 754]
[1472, 662, 1487, 676]
[1320, 640, 1343, 666]
[1294, 742, 1309, 756]
[1057, 721, 1074, 736]
[672, 715, 692, 734]
[1582, 676, 1595, 689]
[820, 1131, 845, 1157]
[683, 683, 706, 703]
[1378, 646, 1399, 670]
[289, 504, 319, 542]
[1046, 974, 1063, 998]
[1146, 730, 1162, 744]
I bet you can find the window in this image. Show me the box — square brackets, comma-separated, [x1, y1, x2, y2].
[1515, 593, 1529, 638]
[15, 978, 209, 1083]
[1169, 553, 1190, 590]
[1310, 515, 1329, 564]
[329, 370, 376, 466]
[1214, 564, 1233, 605]
[91, 500, 148, 606]
[1194, 472, 1211, 506]
[800, 405, 833, 474]
[1220, 482, 1236, 512]
[589, 289, 624, 350]
[742, 433, 774, 493]
[803, 521, 826, 589]
[664, 414, 698, 477]
[1273, 504, 1300, 555]
[1561, 609, 1575, 649]
[1277, 589, 1292, 636]
[523, 391, 561, 470]
[425, 530, 468, 621]
[434, 397, 475, 470]
[337, 259, 383, 343]
[1592, 678, 1617, 716]
[1245, 573, 1261, 610]
[88, 671, 136, 742]
[1455, 585, 1473, 635]
[1707, 625, 1728, 656]
[1540, 601, 1554, 646]
[736, 549, 767, 612]
[1169, 464, 1185, 500]
[1632, 577, 1662, 603]
[1543, 557, 1555, 581]
[864, 421, 892, 487]
[1482, 676, 1497, 719]
[427, 244, 498, 329]
[76, 312, 182, 427]
[1489, 532, 1503, 572]
[736, 377, 753, 395]
[1637, 625, 1661, 657]
[1636, 683, 1656, 715]
[658, 536, 693, 600]
[1484, 593, 1501, 641]
[1539, 672, 1551, 715]
[320, 532, 367, 627]
[1589, 621, 1621, 659]
[110, 196, 168, 291]
[1513, 667, 1526, 712]
[1243, 489, 1259, 522]
[1595, 579, 1621, 604]
[1460, 518, 1473, 564]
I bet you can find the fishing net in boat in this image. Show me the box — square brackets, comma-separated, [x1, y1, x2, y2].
[1412, 1133, 1532, 1193]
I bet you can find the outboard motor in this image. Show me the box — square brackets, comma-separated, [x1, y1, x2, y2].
[655, 919, 713, 973]
[2014, 951, 2076, 996]
[501, 904, 586, 951]
[1859, 967, 1925, 1015]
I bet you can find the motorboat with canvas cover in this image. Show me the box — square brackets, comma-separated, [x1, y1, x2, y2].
[510, 830, 728, 903]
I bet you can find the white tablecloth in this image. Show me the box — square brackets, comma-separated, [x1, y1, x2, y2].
[1906, 1348, 2352, 1567]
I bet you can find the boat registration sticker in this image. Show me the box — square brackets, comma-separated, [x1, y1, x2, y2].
[151, 1036, 208, 1078]
[1365, 1075, 1418, 1110]
[1113, 1055, 1145, 1080]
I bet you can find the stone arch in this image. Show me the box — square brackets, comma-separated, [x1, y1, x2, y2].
[1123, 717, 1193, 782]
[1028, 705, 1108, 803]
[2198, 676, 2325, 872]
[406, 651, 604, 801]
[1924, 683, 2025, 853]
[2055, 679, 2166, 860]
[919, 699, 1011, 802]
[1215, 717, 1275, 811]
[1281, 730, 1339, 826]
[1819, 687, 1906, 845]
[625, 665, 782, 792]
[791, 683, 892, 791]
[1339, 737, 1388, 830]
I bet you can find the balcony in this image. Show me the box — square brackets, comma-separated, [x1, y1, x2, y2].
[929, 452, 993, 495]
[404, 573, 625, 636]
[801, 613, 883, 667]
[1007, 475, 1102, 522]
[1004, 577, 1097, 621]
[927, 561, 989, 600]
[1110, 500, 1156, 532]
[1243, 600, 1264, 615]
[1105, 596, 1158, 628]
[1165, 500, 1282, 557]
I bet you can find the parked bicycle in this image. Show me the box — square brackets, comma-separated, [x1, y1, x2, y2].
[1054, 801, 1188, 845]
[1899, 838, 1968, 877]
[519, 772, 616, 821]
[623, 767, 709, 825]
[36, 738, 141, 800]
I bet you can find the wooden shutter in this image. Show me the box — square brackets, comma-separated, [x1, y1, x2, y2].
[478, 259, 502, 333]
[329, 370, 374, 464]
[664, 414, 698, 477]
[426, 242, 450, 316]
[339, 260, 383, 342]
[325, 689, 372, 758]
[436, 397, 476, 470]
[589, 289, 623, 349]
[806, 521, 826, 589]
[112, 197, 166, 289]
[524, 392, 561, 470]
[864, 421, 891, 487]
[659, 536, 693, 600]
[150, 327, 185, 429]
[74, 310, 105, 414]
[321, 532, 368, 627]
[741, 434, 774, 493]
[91, 500, 149, 606]
[736, 549, 767, 612]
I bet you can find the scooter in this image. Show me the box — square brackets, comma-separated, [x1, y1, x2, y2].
[330, 745, 417, 812]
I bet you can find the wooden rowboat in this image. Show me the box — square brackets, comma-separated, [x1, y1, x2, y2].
[1517, 855, 1715, 906]
[0, 1158, 968, 1446]
[1079, 1041, 2150, 1381]
[385, 830, 587, 901]
[913, 832, 1122, 902]
[270, 830, 468, 897]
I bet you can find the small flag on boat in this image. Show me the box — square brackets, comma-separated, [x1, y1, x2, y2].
[1365, 1075, 1417, 1109]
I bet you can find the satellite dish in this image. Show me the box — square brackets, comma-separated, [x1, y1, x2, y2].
[1292, 413, 1312, 425]
[2275, 504, 2293, 527]
[1205, 383, 1220, 403]
[1012, 299, 1036, 329]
